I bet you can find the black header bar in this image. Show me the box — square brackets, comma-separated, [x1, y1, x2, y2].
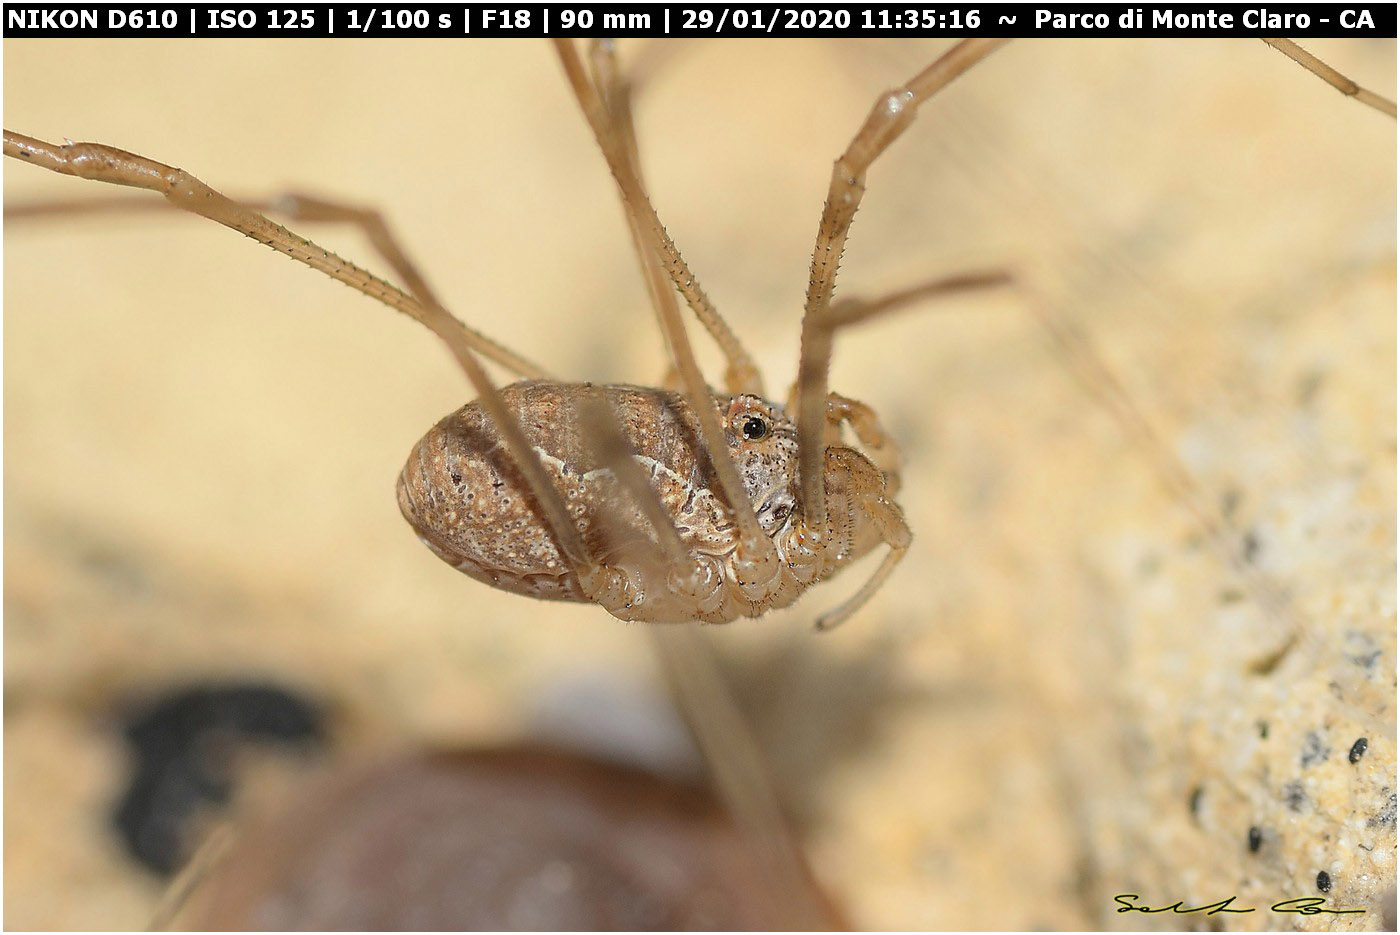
[4, 3, 1395, 38]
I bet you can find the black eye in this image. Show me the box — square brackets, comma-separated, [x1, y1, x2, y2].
[741, 416, 769, 441]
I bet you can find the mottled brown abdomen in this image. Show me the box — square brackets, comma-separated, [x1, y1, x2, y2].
[396, 381, 738, 604]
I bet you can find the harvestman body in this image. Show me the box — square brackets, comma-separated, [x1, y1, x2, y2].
[397, 381, 901, 624]
[4, 39, 1392, 629]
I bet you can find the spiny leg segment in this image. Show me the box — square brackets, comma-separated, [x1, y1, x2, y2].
[262, 192, 548, 380]
[554, 40, 764, 399]
[575, 39, 756, 609]
[581, 41, 693, 389]
[793, 39, 1009, 536]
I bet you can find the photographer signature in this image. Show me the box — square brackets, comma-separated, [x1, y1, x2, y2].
[1114, 894, 1365, 916]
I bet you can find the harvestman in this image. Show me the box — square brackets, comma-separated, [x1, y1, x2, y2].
[4, 39, 1393, 632]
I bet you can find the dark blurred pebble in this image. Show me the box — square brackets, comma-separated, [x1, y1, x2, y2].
[113, 683, 324, 873]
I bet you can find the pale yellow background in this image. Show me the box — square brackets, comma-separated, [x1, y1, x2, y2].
[5, 39, 1396, 929]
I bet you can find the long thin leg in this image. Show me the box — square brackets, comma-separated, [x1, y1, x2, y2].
[555, 40, 782, 598]
[806, 257, 1306, 641]
[794, 39, 1010, 535]
[3, 130, 596, 574]
[797, 267, 1016, 508]
[649, 626, 832, 928]
[554, 54, 732, 606]
[555, 39, 764, 398]
[1262, 38, 1397, 117]
[3, 185, 547, 380]
[792, 268, 1014, 626]
[269, 192, 548, 379]
[824, 268, 1015, 329]
[580, 44, 689, 394]
[582, 42, 734, 395]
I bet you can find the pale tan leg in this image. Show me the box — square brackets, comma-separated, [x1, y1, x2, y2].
[268, 192, 548, 379]
[3, 130, 596, 576]
[580, 43, 707, 396]
[1261, 38, 1397, 117]
[794, 39, 1010, 534]
[4, 184, 547, 380]
[824, 269, 1015, 329]
[789, 268, 1015, 483]
[555, 40, 782, 599]
[649, 626, 833, 928]
[577, 39, 765, 397]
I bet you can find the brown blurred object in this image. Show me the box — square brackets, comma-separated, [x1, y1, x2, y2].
[164, 748, 844, 931]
